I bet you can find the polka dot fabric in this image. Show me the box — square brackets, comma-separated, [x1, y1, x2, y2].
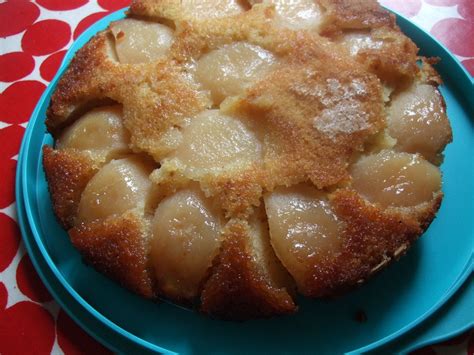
[0, 1, 471, 353]
[380, 0, 474, 76]
[0, 2, 124, 353]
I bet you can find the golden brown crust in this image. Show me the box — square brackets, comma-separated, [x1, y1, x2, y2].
[47, 30, 209, 160]
[167, 5, 282, 62]
[319, 0, 395, 34]
[46, 34, 115, 136]
[200, 220, 296, 320]
[69, 210, 155, 298]
[199, 167, 264, 219]
[120, 62, 208, 160]
[42, 146, 100, 229]
[129, 0, 195, 22]
[353, 27, 419, 85]
[316, 0, 420, 86]
[130, 0, 249, 23]
[299, 189, 441, 297]
[228, 58, 385, 190]
[419, 57, 444, 86]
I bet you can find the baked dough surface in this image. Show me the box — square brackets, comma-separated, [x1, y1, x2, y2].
[43, 0, 452, 319]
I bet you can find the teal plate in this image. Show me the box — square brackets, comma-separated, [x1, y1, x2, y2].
[379, 272, 473, 354]
[17, 9, 474, 354]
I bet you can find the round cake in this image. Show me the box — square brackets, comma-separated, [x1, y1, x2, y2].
[43, 0, 452, 320]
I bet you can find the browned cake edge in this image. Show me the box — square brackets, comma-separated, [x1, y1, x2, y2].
[43, 146, 100, 229]
[69, 210, 156, 298]
[200, 220, 297, 320]
[299, 189, 443, 297]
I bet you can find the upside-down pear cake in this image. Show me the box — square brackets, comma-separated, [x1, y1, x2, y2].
[43, 0, 452, 320]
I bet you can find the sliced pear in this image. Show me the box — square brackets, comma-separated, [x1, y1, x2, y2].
[170, 110, 261, 172]
[248, 207, 295, 290]
[388, 84, 451, 163]
[150, 187, 223, 300]
[256, 0, 322, 30]
[351, 150, 441, 208]
[111, 18, 173, 64]
[264, 185, 343, 288]
[57, 106, 129, 158]
[195, 42, 277, 104]
[339, 31, 384, 56]
[182, 0, 245, 18]
[77, 156, 154, 224]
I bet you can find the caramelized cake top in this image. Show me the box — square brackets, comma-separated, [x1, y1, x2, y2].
[43, 0, 452, 320]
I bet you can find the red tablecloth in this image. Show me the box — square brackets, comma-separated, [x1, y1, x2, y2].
[0, 1, 472, 354]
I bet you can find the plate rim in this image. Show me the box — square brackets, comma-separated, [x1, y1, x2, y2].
[16, 7, 474, 355]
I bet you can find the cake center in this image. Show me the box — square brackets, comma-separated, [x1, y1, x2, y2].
[170, 109, 262, 172]
[195, 42, 278, 105]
